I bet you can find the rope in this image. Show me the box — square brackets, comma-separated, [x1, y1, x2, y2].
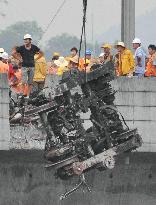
[38, 0, 67, 45]
[78, 23, 84, 62]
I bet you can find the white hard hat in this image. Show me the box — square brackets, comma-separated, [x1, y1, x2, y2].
[132, 38, 141, 44]
[1, 52, 9, 60]
[99, 53, 104, 57]
[116, 42, 125, 48]
[0, 48, 4, 53]
[24, 34, 32, 40]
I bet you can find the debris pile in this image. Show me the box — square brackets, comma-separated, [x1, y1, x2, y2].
[9, 62, 142, 198]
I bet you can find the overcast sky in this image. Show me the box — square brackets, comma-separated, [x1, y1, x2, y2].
[0, 0, 156, 45]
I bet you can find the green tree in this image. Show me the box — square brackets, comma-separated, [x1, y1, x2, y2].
[0, 21, 43, 53]
[45, 33, 93, 60]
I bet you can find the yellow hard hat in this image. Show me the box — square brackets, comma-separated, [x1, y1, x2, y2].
[101, 43, 112, 49]
[53, 52, 60, 57]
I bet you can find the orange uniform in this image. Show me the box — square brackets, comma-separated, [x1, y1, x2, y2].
[10, 69, 23, 94]
[0, 61, 9, 73]
[79, 58, 91, 72]
[145, 54, 156, 77]
[79, 58, 85, 71]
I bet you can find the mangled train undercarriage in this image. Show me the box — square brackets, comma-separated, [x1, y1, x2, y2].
[19, 62, 142, 183]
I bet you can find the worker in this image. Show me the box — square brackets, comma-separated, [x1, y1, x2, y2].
[9, 63, 23, 94]
[0, 52, 9, 73]
[12, 34, 44, 98]
[54, 56, 68, 76]
[48, 61, 58, 75]
[85, 49, 92, 61]
[68, 56, 79, 70]
[48, 52, 60, 75]
[99, 53, 104, 64]
[132, 38, 146, 77]
[62, 56, 80, 82]
[8, 59, 14, 81]
[10, 46, 22, 68]
[52, 52, 60, 61]
[145, 44, 156, 77]
[101, 43, 113, 63]
[70, 47, 78, 58]
[79, 49, 92, 71]
[65, 47, 78, 62]
[33, 53, 47, 93]
[115, 42, 134, 77]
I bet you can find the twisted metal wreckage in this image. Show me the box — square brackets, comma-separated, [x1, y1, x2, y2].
[9, 62, 143, 200]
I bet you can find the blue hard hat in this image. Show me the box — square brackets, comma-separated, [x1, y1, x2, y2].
[85, 49, 92, 55]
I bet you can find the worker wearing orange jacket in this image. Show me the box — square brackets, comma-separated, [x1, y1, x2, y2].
[145, 44, 156, 77]
[79, 49, 92, 71]
[10, 63, 23, 94]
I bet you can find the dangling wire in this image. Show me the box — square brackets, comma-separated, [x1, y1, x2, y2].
[83, 0, 87, 76]
[78, 0, 88, 80]
[38, 0, 67, 45]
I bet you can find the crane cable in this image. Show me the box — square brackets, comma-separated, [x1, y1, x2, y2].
[78, 0, 88, 79]
[38, 0, 67, 45]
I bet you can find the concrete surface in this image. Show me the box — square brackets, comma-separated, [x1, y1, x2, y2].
[0, 151, 155, 205]
[0, 74, 10, 150]
[112, 77, 156, 152]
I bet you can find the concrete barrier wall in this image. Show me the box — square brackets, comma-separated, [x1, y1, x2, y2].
[0, 74, 10, 150]
[112, 77, 156, 152]
[1, 75, 156, 152]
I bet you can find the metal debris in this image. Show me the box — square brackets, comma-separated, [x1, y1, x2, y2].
[9, 62, 143, 198]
